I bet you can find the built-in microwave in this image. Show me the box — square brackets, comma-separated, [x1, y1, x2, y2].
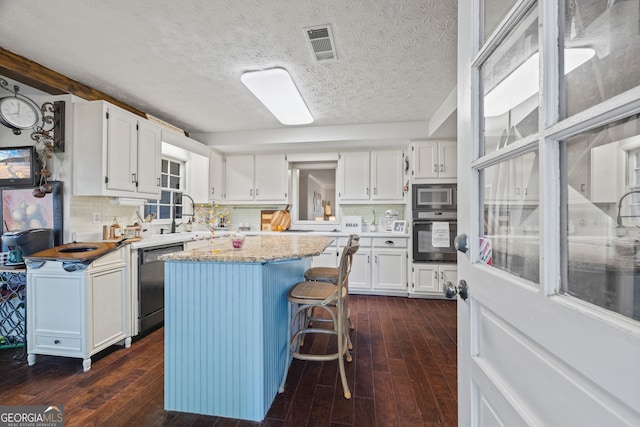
[412, 184, 457, 216]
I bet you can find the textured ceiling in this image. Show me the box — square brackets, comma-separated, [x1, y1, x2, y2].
[0, 0, 457, 136]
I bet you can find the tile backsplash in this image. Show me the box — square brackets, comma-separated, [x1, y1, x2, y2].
[70, 197, 407, 235]
[69, 196, 141, 234]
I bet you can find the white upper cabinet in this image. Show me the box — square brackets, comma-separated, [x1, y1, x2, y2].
[254, 154, 288, 201]
[338, 151, 370, 200]
[74, 101, 161, 199]
[371, 150, 404, 200]
[224, 154, 288, 203]
[209, 150, 224, 201]
[225, 155, 254, 201]
[136, 120, 163, 195]
[338, 149, 404, 202]
[412, 140, 457, 180]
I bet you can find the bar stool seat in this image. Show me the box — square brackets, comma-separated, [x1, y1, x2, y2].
[304, 266, 338, 283]
[289, 280, 336, 301]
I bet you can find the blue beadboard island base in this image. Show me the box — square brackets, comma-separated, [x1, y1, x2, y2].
[162, 235, 332, 421]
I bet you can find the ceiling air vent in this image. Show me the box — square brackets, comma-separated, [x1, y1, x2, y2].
[305, 25, 337, 61]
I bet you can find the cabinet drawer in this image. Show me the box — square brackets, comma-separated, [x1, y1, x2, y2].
[372, 238, 407, 248]
[337, 237, 371, 247]
[34, 335, 81, 352]
[91, 247, 126, 269]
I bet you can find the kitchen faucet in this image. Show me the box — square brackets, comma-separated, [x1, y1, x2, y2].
[171, 193, 196, 233]
[616, 189, 640, 236]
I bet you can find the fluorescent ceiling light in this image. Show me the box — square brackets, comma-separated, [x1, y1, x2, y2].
[241, 68, 313, 125]
[484, 47, 596, 117]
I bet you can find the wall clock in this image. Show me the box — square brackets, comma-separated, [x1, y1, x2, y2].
[0, 95, 41, 135]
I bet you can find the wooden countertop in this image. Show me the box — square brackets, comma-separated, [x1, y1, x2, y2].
[24, 241, 126, 263]
[161, 235, 333, 263]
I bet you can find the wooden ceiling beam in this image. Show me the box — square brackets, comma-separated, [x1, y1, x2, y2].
[0, 47, 147, 118]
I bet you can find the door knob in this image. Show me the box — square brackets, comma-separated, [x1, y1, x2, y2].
[454, 233, 468, 253]
[443, 279, 469, 301]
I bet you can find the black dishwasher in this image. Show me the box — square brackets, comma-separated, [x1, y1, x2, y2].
[138, 243, 184, 334]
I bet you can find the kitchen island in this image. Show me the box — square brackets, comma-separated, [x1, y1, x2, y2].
[161, 234, 333, 421]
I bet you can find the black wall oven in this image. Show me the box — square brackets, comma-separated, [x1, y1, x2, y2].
[412, 184, 457, 262]
[413, 212, 457, 262]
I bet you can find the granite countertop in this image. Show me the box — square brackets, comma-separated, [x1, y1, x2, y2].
[160, 234, 333, 263]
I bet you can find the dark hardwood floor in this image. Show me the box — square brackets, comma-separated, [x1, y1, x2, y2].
[0, 295, 457, 426]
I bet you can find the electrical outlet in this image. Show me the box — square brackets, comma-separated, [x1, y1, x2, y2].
[92, 212, 101, 224]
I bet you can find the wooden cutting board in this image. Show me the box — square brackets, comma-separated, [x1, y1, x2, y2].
[270, 205, 291, 231]
[261, 210, 275, 230]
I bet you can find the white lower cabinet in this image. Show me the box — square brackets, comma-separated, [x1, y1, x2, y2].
[345, 238, 372, 291]
[27, 247, 131, 372]
[411, 262, 457, 297]
[340, 236, 408, 295]
[311, 240, 339, 268]
[308, 235, 408, 295]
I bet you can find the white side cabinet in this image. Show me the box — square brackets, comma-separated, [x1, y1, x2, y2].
[27, 247, 131, 372]
[340, 236, 408, 295]
[224, 154, 288, 203]
[74, 101, 162, 199]
[412, 141, 457, 180]
[411, 262, 457, 298]
[338, 150, 404, 202]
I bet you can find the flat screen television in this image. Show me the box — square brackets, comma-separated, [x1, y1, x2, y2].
[0, 145, 38, 187]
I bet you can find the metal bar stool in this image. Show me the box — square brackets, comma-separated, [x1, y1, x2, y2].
[303, 237, 358, 335]
[279, 234, 359, 399]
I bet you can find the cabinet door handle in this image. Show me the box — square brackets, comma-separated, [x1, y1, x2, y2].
[373, 187, 377, 195]
[580, 184, 585, 192]
[366, 187, 370, 196]
[440, 164, 444, 173]
[385, 240, 394, 245]
[54, 340, 60, 344]
[516, 187, 520, 195]
[367, 255, 370, 263]
[433, 164, 438, 173]
[157, 178, 161, 187]
[131, 173, 137, 184]
[256, 188, 260, 196]
[524, 188, 528, 195]
[250, 189, 253, 196]
[440, 271, 444, 280]
[433, 271, 438, 281]
[211, 187, 215, 195]
[374, 255, 378, 263]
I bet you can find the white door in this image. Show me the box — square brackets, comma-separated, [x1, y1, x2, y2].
[209, 150, 224, 201]
[135, 120, 161, 196]
[457, 1, 640, 426]
[348, 249, 371, 292]
[413, 141, 439, 179]
[106, 107, 137, 193]
[338, 151, 370, 200]
[438, 141, 458, 179]
[225, 155, 254, 201]
[370, 150, 404, 200]
[254, 154, 287, 201]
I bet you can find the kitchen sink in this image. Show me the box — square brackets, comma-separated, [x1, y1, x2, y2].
[58, 246, 99, 253]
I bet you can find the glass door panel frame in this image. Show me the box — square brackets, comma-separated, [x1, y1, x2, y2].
[471, 0, 640, 302]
